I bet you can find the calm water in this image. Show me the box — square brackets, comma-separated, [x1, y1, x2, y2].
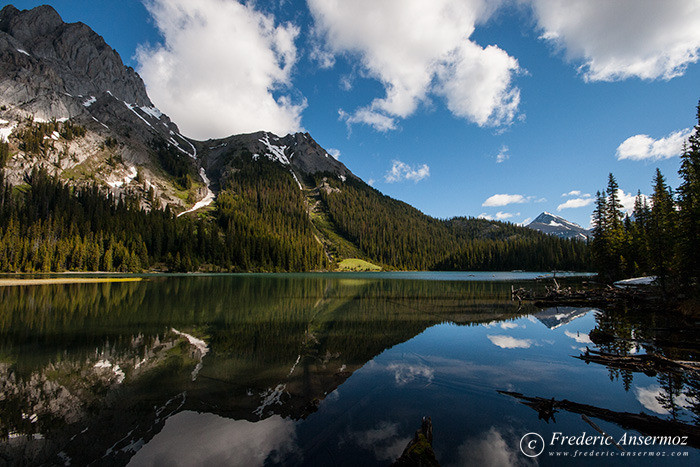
[0, 273, 697, 466]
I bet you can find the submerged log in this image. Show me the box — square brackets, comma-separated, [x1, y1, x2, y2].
[393, 416, 439, 467]
[575, 348, 700, 376]
[498, 390, 700, 449]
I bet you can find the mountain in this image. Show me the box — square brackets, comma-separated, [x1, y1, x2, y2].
[0, 4, 590, 273]
[527, 212, 591, 240]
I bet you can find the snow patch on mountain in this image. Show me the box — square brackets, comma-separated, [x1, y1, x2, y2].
[259, 133, 290, 165]
[528, 212, 591, 240]
[177, 168, 215, 217]
[107, 166, 138, 188]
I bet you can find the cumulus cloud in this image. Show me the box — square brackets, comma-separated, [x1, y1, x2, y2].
[308, 0, 521, 131]
[495, 145, 510, 163]
[634, 385, 694, 415]
[527, 0, 700, 81]
[562, 190, 582, 197]
[487, 335, 533, 349]
[130, 411, 298, 465]
[616, 128, 692, 161]
[339, 108, 397, 132]
[557, 197, 593, 211]
[136, 0, 305, 140]
[478, 211, 519, 221]
[617, 189, 643, 215]
[387, 363, 434, 385]
[455, 427, 530, 467]
[482, 194, 529, 207]
[564, 330, 593, 344]
[385, 160, 430, 183]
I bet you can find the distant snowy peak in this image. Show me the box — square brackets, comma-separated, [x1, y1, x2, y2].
[527, 212, 591, 240]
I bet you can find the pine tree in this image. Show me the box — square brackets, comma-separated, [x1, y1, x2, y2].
[676, 101, 700, 290]
[604, 174, 625, 279]
[648, 168, 676, 288]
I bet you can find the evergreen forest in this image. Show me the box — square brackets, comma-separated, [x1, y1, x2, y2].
[591, 101, 700, 293]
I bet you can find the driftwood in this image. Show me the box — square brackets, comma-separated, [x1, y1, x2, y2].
[498, 390, 700, 449]
[511, 280, 658, 307]
[392, 416, 439, 467]
[575, 348, 700, 377]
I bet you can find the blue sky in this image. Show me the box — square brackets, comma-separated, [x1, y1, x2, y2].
[6, 0, 700, 228]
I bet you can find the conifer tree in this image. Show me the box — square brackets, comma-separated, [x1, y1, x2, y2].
[648, 169, 676, 287]
[676, 101, 700, 290]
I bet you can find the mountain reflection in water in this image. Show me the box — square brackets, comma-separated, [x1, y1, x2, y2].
[0, 273, 697, 466]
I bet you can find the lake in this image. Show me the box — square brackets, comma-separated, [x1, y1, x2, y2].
[0, 272, 697, 466]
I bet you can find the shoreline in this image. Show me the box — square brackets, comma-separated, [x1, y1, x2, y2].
[0, 277, 143, 287]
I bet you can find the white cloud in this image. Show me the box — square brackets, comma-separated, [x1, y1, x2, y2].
[136, 0, 305, 140]
[487, 334, 533, 349]
[562, 190, 582, 197]
[616, 189, 641, 215]
[616, 128, 692, 161]
[385, 160, 430, 183]
[564, 330, 592, 344]
[339, 75, 353, 91]
[500, 322, 520, 329]
[327, 148, 341, 160]
[518, 217, 532, 226]
[367, 178, 376, 187]
[634, 384, 695, 415]
[455, 427, 527, 467]
[478, 211, 519, 221]
[308, 0, 521, 131]
[339, 108, 397, 132]
[496, 145, 510, 163]
[387, 363, 434, 385]
[557, 197, 593, 211]
[482, 194, 529, 207]
[527, 0, 700, 81]
[130, 411, 298, 465]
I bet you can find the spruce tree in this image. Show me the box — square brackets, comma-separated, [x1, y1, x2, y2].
[648, 168, 676, 288]
[676, 101, 700, 290]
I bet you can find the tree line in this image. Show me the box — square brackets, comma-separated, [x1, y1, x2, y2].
[591, 101, 700, 293]
[316, 174, 590, 271]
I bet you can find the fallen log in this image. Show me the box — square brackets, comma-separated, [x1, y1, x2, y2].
[575, 348, 700, 376]
[512, 279, 661, 308]
[498, 390, 700, 449]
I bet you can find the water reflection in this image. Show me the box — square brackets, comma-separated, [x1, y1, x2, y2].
[0, 275, 529, 465]
[0, 275, 697, 465]
[129, 412, 299, 466]
[588, 303, 700, 424]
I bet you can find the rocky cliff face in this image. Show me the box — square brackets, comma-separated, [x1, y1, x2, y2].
[0, 4, 150, 118]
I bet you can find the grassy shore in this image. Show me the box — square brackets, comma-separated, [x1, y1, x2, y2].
[0, 277, 142, 287]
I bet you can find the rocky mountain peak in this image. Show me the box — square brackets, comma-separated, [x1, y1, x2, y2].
[0, 4, 151, 119]
[0, 5, 63, 42]
[527, 212, 591, 240]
